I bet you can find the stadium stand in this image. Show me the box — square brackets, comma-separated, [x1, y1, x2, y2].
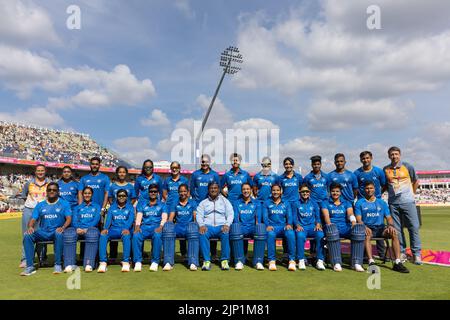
[0, 121, 129, 167]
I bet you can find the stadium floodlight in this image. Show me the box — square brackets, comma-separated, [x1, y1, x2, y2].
[195, 46, 243, 168]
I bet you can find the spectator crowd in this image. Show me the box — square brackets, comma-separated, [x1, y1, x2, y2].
[0, 121, 128, 167]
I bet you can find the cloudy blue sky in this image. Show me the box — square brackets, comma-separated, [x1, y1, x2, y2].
[1, 0, 450, 172]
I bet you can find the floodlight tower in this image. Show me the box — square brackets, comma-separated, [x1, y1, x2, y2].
[195, 46, 243, 168]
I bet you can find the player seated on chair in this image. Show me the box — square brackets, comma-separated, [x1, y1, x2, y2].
[132, 184, 167, 272]
[162, 184, 200, 271]
[230, 182, 266, 271]
[63, 186, 101, 273]
[21, 182, 72, 276]
[197, 181, 234, 271]
[98, 189, 135, 273]
[354, 181, 409, 273]
[321, 182, 366, 272]
[291, 184, 326, 271]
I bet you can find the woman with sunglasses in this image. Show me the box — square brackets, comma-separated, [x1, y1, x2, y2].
[98, 189, 135, 273]
[134, 159, 163, 205]
[291, 184, 325, 271]
[252, 156, 281, 204]
[58, 166, 80, 212]
[63, 186, 101, 273]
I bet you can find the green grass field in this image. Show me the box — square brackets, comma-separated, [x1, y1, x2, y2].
[1, 207, 449, 300]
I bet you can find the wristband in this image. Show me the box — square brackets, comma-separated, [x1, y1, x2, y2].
[349, 215, 357, 223]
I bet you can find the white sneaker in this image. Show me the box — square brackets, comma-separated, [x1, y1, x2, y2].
[414, 255, 423, 265]
[288, 260, 296, 271]
[269, 261, 277, 271]
[97, 262, 107, 273]
[333, 263, 342, 272]
[121, 262, 130, 272]
[64, 265, 74, 273]
[85, 265, 93, 272]
[316, 259, 326, 270]
[134, 262, 142, 272]
[149, 262, 159, 272]
[189, 264, 198, 271]
[256, 262, 264, 270]
[235, 262, 244, 271]
[163, 263, 173, 271]
[354, 264, 365, 272]
[298, 259, 306, 270]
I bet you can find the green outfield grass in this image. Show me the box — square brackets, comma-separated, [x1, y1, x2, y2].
[0, 207, 449, 300]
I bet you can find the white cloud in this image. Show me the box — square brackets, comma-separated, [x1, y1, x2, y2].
[141, 109, 170, 127]
[307, 99, 414, 131]
[0, 46, 156, 106]
[0, 0, 60, 47]
[233, 118, 279, 130]
[0, 107, 65, 128]
[113, 136, 159, 165]
[174, 0, 196, 19]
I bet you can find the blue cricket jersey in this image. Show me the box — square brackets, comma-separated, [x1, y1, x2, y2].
[169, 199, 197, 224]
[354, 198, 390, 228]
[320, 198, 353, 228]
[137, 200, 167, 226]
[109, 182, 136, 204]
[280, 172, 303, 202]
[104, 202, 135, 230]
[262, 198, 293, 227]
[189, 169, 220, 202]
[253, 171, 281, 202]
[72, 201, 101, 229]
[32, 199, 72, 232]
[327, 170, 358, 202]
[291, 198, 321, 227]
[134, 173, 164, 203]
[163, 175, 189, 207]
[220, 168, 253, 202]
[354, 166, 386, 199]
[57, 179, 80, 210]
[304, 171, 329, 203]
[232, 198, 261, 226]
[79, 173, 110, 207]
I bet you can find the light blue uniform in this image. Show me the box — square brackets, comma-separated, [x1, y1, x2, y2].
[58, 180, 80, 210]
[354, 166, 386, 199]
[163, 175, 189, 208]
[291, 198, 324, 260]
[132, 200, 166, 263]
[253, 171, 280, 202]
[220, 168, 253, 202]
[79, 173, 110, 207]
[262, 198, 295, 262]
[327, 170, 358, 203]
[280, 172, 303, 203]
[304, 171, 329, 203]
[109, 182, 137, 204]
[189, 169, 220, 202]
[100, 202, 135, 263]
[23, 199, 71, 267]
[134, 174, 164, 204]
